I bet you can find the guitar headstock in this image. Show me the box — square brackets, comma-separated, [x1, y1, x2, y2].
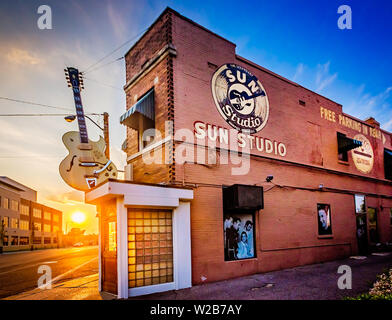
[64, 67, 84, 91]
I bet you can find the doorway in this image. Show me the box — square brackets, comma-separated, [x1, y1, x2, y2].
[354, 194, 368, 255]
[101, 200, 117, 295]
[367, 207, 379, 244]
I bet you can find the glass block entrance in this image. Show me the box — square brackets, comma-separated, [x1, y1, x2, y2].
[128, 209, 173, 288]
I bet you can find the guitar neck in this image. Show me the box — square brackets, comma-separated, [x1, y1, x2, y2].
[72, 87, 89, 144]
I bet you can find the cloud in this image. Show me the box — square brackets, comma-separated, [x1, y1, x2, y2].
[344, 85, 392, 130]
[107, 1, 127, 41]
[5, 48, 43, 65]
[293, 63, 304, 82]
[45, 190, 84, 204]
[315, 61, 338, 92]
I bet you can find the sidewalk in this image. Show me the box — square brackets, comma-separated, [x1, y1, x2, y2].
[3, 253, 392, 300]
[131, 253, 392, 300]
[3, 273, 114, 300]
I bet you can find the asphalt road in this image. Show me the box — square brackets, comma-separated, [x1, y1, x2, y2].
[0, 246, 98, 299]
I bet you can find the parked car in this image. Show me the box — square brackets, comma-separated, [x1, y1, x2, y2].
[73, 242, 84, 247]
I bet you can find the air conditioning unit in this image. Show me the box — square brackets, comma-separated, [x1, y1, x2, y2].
[223, 184, 263, 211]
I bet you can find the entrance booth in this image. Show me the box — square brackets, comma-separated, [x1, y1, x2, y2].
[85, 179, 193, 298]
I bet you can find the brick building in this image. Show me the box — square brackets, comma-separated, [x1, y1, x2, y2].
[87, 8, 392, 298]
[0, 177, 62, 252]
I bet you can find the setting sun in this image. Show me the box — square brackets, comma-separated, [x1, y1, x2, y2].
[71, 211, 86, 224]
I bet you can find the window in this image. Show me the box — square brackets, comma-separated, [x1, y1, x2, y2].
[337, 132, 362, 162]
[224, 213, 255, 261]
[108, 221, 116, 252]
[128, 209, 173, 288]
[53, 237, 58, 244]
[355, 195, 366, 214]
[33, 208, 42, 218]
[140, 116, 156, 150]
[10, 200, 19, 211]
[19, 220, 29, 230]
[53, 225, 59, 233]
[3, 198, 9, 209]
[33, 237, 42, 244]
[384, 149, 392, 180]
[19, 237, 29, 245]
[34, 222, 41, 231]
[44, 211, 51, 220]
[44, 224, 51, 232]
[390, 208, 392, 226]
[120, 88, 156, 152]
[3, 236, 8, 246]
[11, 218, 18, 229]
[44, 237, 51, 244]
[20, 204, 30, 216]
[2, 217, 9, 228]
[10, 236, 18, 246]
[53, 214, 59, 222]
[317, 204, 332, 236]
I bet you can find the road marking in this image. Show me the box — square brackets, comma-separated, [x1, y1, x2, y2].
[47, 256, 98, 287]
[0, 263, 43, 276]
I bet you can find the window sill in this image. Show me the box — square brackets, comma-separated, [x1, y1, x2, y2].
[338, 160, 349, 166]
[224, 257, 258, 263]
[318, 235, 334, 239]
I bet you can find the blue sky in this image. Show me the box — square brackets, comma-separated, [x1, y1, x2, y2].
[0, 0, 391, 232]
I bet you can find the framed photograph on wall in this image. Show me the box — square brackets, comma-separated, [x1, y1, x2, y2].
[317, 204, 332, 236]
[224, 213, 255, 261]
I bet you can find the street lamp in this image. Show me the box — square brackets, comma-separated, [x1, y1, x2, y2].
[64, 112, 110, 158]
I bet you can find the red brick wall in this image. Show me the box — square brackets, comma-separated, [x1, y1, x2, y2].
[169, 11, 392, 284]
[124, 10, 175, 183]
[123, 8, 392, 284]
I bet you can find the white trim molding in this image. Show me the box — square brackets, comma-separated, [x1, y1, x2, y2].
[86, 180, 193, 298]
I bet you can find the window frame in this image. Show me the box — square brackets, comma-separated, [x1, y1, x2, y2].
[337, 132, 349, 162]
[317, 203, 333, 238]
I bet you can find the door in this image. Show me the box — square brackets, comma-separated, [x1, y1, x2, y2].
[367, 207, 379, 244]
[101, 200, 117, 294]
[356, 213, 368, 255]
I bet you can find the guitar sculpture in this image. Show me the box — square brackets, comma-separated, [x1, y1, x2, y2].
[59, 67, 117, 191]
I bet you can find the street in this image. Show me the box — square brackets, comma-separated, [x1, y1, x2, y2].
[0, 246, 98, 299]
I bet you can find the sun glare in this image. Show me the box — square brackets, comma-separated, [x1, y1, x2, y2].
[71, 211, 86, 224]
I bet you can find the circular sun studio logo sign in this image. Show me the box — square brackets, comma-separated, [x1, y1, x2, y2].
[211, 63, 269, 134]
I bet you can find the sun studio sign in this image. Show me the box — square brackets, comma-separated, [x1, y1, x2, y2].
[193, 63, 286, 157]
[211, 63, 269, 134]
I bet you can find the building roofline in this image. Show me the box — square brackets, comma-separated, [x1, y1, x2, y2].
[0, 176, 30, 192]
[123, 8, 391, 136]
[236, 55, 343, 107]
[124, 7, 235, 58]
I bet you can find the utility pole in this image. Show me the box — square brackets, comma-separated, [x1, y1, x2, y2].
[103, 112, 110, 159]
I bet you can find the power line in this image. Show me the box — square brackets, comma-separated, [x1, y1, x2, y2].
[83, 56, 124, 75]
[0, 97, 74, 112]
[82, 27, 148, 73]
[0, 113, 101, 117]
[83, 76, 123, 90]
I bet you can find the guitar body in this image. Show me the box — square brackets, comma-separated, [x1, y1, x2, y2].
[59, 131, 118, 191]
